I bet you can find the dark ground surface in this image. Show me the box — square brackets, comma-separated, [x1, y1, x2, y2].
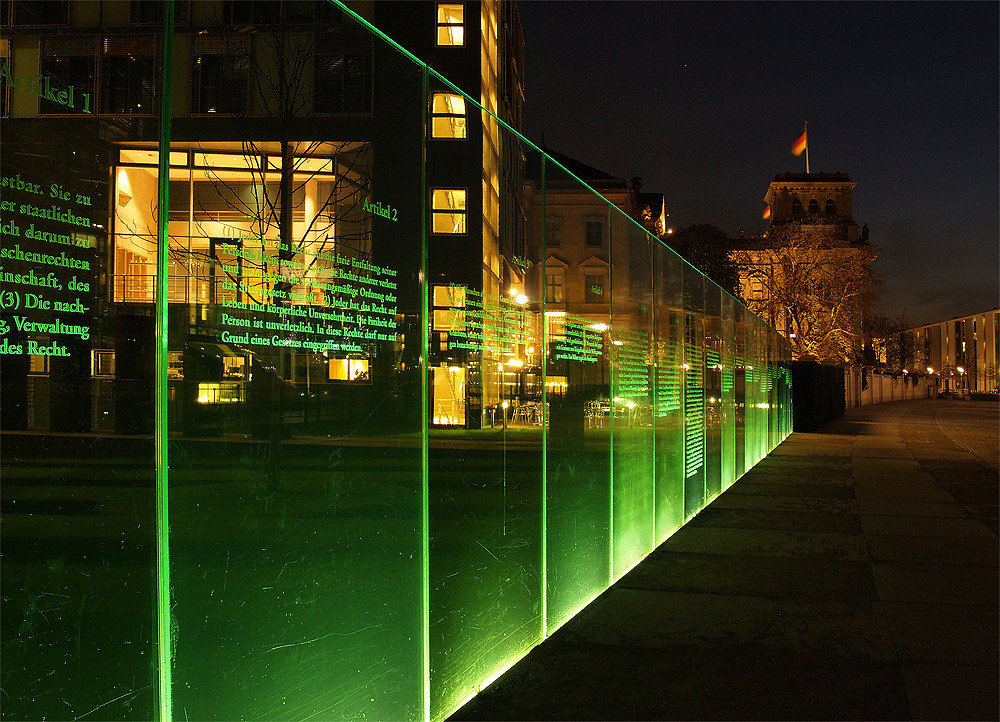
[448, 399, 999, 721]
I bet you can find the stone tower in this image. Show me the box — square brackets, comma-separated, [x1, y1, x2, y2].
[763, 172, 860, 245]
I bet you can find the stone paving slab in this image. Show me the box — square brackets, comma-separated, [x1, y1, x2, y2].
[451, 641, 913, 722]
[853, 478, 957, 502]
[620, 545, 878, 599]
[546, 587, 898, 659]
[660, 526, 869, 561]
[901, 663, 1000, 721]
[855, 498, 970, 517]
[882, 601, 999, 665]
[852, 446, 913, 458]
[865, 533, 1000, 567]
[871, 561, 999, 605]
[449, 400, 999, 722]
[860, 514, 996, 539]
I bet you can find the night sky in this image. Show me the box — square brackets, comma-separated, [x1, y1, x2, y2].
[517, 1, 999, 327]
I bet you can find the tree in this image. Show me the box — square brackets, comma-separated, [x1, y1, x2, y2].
[667, 224, 741, 298]
[734, 218, 878, 362]
[185, 22, 375, 306]
[865, 312, 919, 370]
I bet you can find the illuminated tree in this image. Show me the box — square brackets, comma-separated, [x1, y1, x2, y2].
[735, 218, 878, 362]
[182, 17, 375, 306]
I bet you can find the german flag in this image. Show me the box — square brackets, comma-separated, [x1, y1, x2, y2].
[762, 204, 771, 220]
[792, 128, 807, 157]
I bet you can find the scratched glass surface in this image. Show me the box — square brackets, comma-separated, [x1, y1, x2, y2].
[0, 92, 158, 721]
[652, 242, 686, 542]
[704, 284, 724, 502]
[609, 217, 656, 579]
[721, 292, 738, 492]
[165, 21, 424, 721]
[0, 3, 794, 719]
[539, 158, 613, 635]
[681, 266, 706, 520]
[426, 104, 544, 721]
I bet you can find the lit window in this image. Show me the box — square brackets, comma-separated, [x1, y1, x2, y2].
[29, 355, 50, 375]
[432, 189, 466, 234]
[436, 3, 464, 46]
[328, 358, 370, 382]
[585, 220, 603, 247]
[433, 284, 466, 307]
[431, 92, 466, 138]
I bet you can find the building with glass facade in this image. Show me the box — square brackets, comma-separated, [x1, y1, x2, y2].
[0, 2, 792, 720]
[903, 309, 1000, 394]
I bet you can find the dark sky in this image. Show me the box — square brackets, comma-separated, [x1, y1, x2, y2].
[517, 0, 999, 327]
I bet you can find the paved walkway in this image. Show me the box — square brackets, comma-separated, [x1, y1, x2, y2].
[450, 399, 999, 721]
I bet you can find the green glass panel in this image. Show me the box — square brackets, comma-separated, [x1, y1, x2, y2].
[1, 2, 796, 718]
[426, 82, 542, 721]
[165, 17, 424, 720]
[681, 266, 705, 520]
[733, 302, 747, 480]
[610, 219, 655, 578]
[542, 159, 612, 631]
[704, 284, 723, 501]
[0, 43, 157, 722]
[653, 242, 685, 541]
[720, 293, 737, 490]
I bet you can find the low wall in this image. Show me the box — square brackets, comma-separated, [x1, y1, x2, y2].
[792, 363, 940, 431]
[845, 367, 938, 409]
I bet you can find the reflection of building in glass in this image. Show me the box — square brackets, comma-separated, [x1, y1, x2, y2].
[1, 0, 525, 434]
[524, 146, 665, 324]
[1, 4, 794, 722]
[902, 309, 999, 394]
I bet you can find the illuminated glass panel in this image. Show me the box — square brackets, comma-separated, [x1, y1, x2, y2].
[0, 4, 796, 720]
[611, 220, 655, 578]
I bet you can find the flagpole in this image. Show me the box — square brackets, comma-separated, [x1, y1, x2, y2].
[804, 121, 810, 174]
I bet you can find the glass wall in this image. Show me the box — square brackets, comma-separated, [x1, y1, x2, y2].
[0, 27, 159, 721]
[0, 2, 792, 721]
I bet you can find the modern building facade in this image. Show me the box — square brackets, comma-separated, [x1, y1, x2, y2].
[0, 2, 792, 720]
[903, 309, 1000, 393]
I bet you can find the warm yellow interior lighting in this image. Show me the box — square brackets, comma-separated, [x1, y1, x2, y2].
[432, 189, 467, 233]
[436, 3, 464, 45]
[431, 93, 467, 138]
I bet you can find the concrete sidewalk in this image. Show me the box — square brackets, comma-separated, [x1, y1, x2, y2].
[450, 399, 999, 721]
